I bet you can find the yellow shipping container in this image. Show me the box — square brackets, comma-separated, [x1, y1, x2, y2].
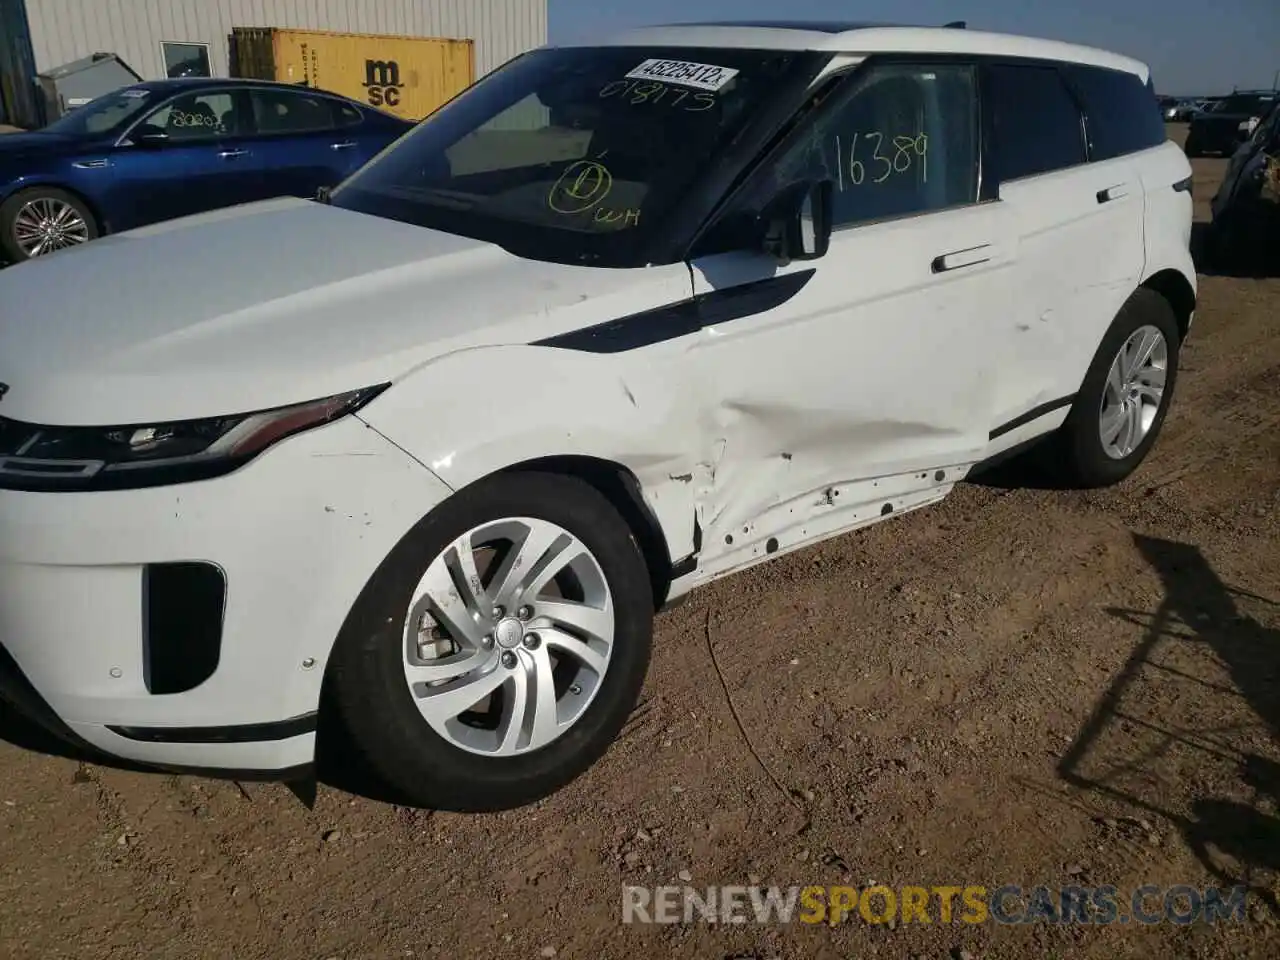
[230, 27, 474, 122]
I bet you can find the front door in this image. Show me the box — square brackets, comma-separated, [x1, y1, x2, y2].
[684, 61, 1014, 565]
[107, 88, 259, 230]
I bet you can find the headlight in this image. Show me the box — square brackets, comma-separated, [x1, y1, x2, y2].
[0, 385, 387, 491]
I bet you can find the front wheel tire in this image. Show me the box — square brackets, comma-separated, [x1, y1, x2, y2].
[1049, 289, 1181, 488]
[0, 187, 98, 262]
[328, 471, 654, 811]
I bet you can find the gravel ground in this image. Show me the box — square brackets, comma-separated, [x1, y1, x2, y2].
[2, 126, 1278, 960]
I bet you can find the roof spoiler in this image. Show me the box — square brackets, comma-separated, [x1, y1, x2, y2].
[943, 20, 967, 28]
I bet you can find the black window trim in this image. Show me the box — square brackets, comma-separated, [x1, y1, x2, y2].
[244, 85, 354, 138]
[114, 86, 253, 146]
[686, 52, 995, 259]
[1059, 61, 1167, 164]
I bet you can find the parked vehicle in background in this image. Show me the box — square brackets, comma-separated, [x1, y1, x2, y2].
[0, 77, 413, 262]
[1208, 101, 1280, 271]
[1164, 98, 1201, 122]
[0, 22, 1195, 811]
[1185, 90, 1279, 156]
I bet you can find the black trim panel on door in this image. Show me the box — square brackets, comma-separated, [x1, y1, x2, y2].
[533, 269, 816, 354]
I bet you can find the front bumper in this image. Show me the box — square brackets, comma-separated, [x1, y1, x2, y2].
[0, 413, 453, 774]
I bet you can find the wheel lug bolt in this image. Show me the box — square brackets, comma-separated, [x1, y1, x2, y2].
[501, 651, 518, 669]
[517, 605, 533, 621]
[481, 634, 494, 649]
[522, 632, 540, 650]
[568, 683, 582, 695]
[492, 605, 505, 619]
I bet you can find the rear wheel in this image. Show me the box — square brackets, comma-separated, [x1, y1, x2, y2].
[0, 187, 98, 262]
[328, 471, 654, 811]
[1048, 289, 1181, 488]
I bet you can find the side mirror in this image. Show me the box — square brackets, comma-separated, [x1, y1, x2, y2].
[761, 180, 833, 264]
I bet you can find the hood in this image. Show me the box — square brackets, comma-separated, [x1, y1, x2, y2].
[0, 131, 82, 162]
[0, 197, 689, 425]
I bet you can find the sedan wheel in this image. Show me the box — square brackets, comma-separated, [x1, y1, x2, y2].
[0, 188, 99, 263]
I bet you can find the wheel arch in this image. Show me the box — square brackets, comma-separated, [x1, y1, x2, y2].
[1140, 268, 1196, 343]
[492, 455, 683, 611]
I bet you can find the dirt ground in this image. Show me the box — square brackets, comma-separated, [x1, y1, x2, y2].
[2, 125, 1279, 960]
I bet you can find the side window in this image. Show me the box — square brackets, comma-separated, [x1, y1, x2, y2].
[141, 91, 242, 142]
[1064, 65, 1165, 160]
[161, 41, 212, 79]
[771, 63, 979, 229]
[333, 101, 364, 128]
[250, 90, 338, 135]
[986, 64, 1086, 181]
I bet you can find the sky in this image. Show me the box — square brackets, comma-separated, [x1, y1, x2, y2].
[548, 0, 1280, 97]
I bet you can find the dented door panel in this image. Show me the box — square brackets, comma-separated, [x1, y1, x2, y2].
[685, 201, 1015, 564]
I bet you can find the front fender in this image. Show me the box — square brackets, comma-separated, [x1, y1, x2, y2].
[357, 342, 703, 565]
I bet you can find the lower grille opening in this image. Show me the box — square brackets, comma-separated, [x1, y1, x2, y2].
[143, 562, 226, 695]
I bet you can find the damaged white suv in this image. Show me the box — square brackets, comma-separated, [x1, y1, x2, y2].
[0, 22, 1195, 810]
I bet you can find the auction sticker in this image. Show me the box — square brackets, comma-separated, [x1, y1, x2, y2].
[624, 59, 739, 91]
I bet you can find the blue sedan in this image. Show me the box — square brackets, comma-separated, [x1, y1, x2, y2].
[0, 77, 414, 261]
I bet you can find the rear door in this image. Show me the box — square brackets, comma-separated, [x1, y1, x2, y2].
[245, 87, 357, 200]
[981, 62, 1145, 439]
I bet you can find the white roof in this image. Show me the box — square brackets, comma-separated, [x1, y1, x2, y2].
[563, 23, 1150, 82]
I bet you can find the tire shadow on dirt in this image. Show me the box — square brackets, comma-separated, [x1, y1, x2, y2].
[1057, 533, 1280, 911]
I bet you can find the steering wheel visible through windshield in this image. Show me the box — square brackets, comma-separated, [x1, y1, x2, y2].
[330, 46, 814, 266]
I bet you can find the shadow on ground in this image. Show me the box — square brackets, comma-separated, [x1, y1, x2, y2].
[1058, 533, 1280, 910]
[0, 670, 416, 809]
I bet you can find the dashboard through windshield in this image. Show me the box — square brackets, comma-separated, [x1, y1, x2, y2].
[329, 46, 819, 266]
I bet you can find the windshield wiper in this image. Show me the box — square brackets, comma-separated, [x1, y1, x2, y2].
[384, 185, 479, 211]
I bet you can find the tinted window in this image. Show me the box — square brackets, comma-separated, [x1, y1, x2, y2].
[765, 63, 979, 228]
[141, 91, 243, 141]
[251, 89, 337, 134]
[986, 64, 1086, 181]
[335, 101, 364, 127]
[1065, 65, 1166, 160]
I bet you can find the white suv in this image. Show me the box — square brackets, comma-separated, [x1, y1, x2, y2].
[0, 22, 1195, 809]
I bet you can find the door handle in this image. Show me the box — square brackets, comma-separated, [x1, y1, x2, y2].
[71, 159, 109, 170]
[218, 149, 249, 159]
[330, 141, 357, 151]
[931, 244, 992, 274]
[1096, 184, 1131, 204]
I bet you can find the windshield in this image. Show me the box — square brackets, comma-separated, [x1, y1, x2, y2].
[330, 45, 816, 266]
[43, 86, 157, 136]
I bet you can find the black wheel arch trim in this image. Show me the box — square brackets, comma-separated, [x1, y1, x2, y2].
[989, 394, 1077, 441]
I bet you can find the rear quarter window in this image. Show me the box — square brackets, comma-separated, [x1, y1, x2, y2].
[1064, 64, 1166, 160]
